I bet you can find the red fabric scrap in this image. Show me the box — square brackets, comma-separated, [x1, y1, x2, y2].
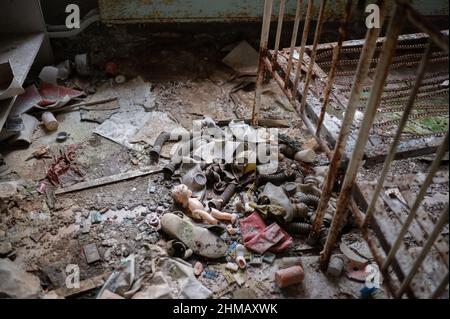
[240, 212, 266, 242]
[240, 212, 292, 254]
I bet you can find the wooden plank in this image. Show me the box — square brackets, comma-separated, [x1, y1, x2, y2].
[55, 167, 163, 195]
[51, 272, 111, 298]
[216, 118, 290, 128]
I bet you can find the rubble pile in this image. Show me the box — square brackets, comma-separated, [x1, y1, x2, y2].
[3, 37, 446, 300]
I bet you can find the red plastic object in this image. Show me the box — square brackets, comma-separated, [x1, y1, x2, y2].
[240, 212, 292, 254]
[105, 62, 118, 77]
[38, 83, 84, 107]
[275, 266, 305, 288]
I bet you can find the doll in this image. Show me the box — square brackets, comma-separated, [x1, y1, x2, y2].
[171, 184, 237, 225]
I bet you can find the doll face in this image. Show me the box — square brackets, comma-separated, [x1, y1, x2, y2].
[171, 184, 191, 206]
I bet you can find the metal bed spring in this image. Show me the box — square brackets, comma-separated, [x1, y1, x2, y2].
[253, 0, 449, 298]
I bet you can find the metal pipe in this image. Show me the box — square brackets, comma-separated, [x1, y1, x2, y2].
[299, 0, 327, 113]
[284, 0, 304, 87]
[263, 56, 332, 157]
[256, 171, 296, 186]
[285, 222, 312, 235]
[362, 43, 433, 227]
[320, 2, 407, 269]
[431, 271, 449, 299]
[383, 131, 449, 271]
[298, 193, 320, 208]
[150, 132, 171, 161]
[274, 0, 286, 58]
[396, 203, 449, 298]
[310, 0, 388, 242]
[48, 11, 100, 38]
[316, 0, 353, 135]
[252, 0, 274, 126]
[292, 0, 314, 101]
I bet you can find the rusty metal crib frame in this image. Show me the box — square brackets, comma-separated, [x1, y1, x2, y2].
[252, 0, 449, 298]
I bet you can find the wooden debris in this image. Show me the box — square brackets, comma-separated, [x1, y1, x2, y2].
[216, 118, 290, 128]
[51, 272, 111, 298]
[55, 168, 163, 194]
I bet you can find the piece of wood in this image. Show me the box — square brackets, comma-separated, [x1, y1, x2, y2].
[216, 118, 290, 128]
[51, 272, 111, 298]
[36, 96, 120, 115]
[66, 96, 119, 110]
[55, 167, 163, 194]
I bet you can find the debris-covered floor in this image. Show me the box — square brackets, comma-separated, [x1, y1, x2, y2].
[0, 25, 448, 299]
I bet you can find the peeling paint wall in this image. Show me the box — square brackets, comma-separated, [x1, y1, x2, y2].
[97, 0, 448, 24]
[97, 0, 344, 23]
[41, 0, 448, 25]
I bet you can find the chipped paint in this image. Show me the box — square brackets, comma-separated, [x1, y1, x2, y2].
[98, 0, 351, 23]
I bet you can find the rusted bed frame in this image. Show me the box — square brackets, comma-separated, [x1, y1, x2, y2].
[253, 0, 449, 298]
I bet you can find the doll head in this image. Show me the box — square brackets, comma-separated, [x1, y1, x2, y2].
[171, 184, 192, 207]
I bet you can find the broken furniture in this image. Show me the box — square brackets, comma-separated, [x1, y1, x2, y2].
[0, 0, 53, 132]
[253, 0, 449, 299]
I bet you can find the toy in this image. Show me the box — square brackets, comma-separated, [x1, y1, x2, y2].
[171, 184, 237, 225]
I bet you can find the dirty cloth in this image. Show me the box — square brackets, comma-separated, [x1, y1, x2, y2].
[95, 110, 186, 155]
[240, 212, 292, 254]
[229, 120, 271, 143]
[133, 246, 212, 299]
[260, 182, 295, 222]
[97, 254, 138, 298]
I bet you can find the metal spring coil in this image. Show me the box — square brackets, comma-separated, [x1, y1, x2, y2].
[298, 193, 320, 208]
[285, 222, 312, 235]
[257, 172, 296, 186]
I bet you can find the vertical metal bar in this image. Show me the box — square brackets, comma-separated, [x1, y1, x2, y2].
[284, 0, 303, 87]
[299, 0, 327, 113]
[396, 204, 449, 298]
[252, 0, 274, 126]
[383, 131, 449, 271]
[316, 0, 353, 135]
[362, 43, 433, 227]
[431, 271, 449, 299]
[403, 2, 449, 54]
[274, 0, 286, 58]
[320, 3, 407, 269]
[292, 0, 314, 100]
[263, 56, 334, 158]
[310, 0, 388, 241]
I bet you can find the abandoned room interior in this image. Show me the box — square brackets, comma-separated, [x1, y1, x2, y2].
[0, 0, 448, 300]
